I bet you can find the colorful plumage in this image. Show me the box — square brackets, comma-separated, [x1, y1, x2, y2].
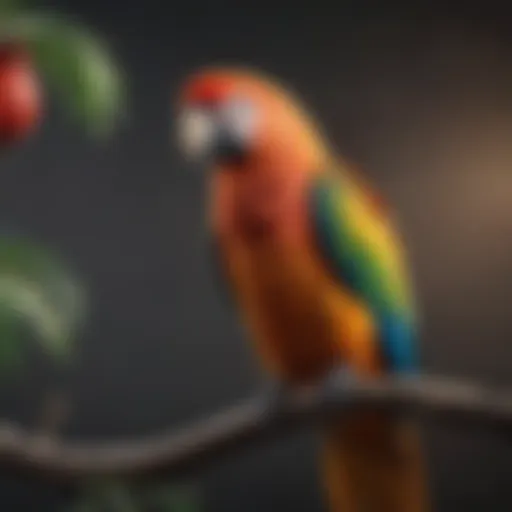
[176, 66, 429, 512]
[310, 170, 419, 374]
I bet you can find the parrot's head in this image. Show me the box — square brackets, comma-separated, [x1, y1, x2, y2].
[175, 67, 329, 174]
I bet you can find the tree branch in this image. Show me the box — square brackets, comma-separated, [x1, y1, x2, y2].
[1, 374, 512, 484]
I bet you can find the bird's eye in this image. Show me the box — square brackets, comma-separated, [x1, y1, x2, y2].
[177, 108, 216, 160]
[218, 96, 257, 141]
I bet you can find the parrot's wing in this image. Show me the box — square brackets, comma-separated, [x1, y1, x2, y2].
[309, 173, 419, 373]
[209, 235, 235, 307]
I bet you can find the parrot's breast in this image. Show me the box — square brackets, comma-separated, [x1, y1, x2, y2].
[211, 170, 383, 383]
[218, 234, 382, 383]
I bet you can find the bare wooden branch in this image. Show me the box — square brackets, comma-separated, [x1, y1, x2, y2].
[1, 374, 512, 484]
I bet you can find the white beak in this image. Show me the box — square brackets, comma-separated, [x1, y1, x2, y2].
[176, 107, 217, 161]
[177, 97, 258, 163]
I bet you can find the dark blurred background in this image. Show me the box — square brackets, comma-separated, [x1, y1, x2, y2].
[1, 2, 512, 510]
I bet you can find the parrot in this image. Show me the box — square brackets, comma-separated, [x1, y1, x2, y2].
[175, 66, 429, 512]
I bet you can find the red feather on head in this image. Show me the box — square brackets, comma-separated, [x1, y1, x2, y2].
[181, 73, 233, 104]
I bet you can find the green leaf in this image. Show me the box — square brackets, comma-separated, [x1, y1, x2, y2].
[87, 484, 139, 512]
[69, 481, 140, 512]
[0, 11, 126, 138]
[68, 481, 203, 512]
[143, 483, 202, 512]
[0, 233, 85, 372]
[0, 0, 25, 14]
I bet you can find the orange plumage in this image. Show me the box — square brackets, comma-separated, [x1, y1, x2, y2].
[177, 67, 429, 512]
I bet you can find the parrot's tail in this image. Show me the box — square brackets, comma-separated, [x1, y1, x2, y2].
[320, 412, 430, 512]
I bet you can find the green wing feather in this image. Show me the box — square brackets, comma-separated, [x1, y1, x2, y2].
[309, 170, 419, 372]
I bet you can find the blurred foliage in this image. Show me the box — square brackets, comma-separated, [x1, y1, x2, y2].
[0, 6, 126, 138]
[0, 2, 119, 364]
[68, 481, 202, 512]
[0, 0, 23, 13]
[0, 233, 85, 374]
[0, 4, 199, 512]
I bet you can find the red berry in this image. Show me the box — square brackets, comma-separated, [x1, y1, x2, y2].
[0, 45, 42, 146]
